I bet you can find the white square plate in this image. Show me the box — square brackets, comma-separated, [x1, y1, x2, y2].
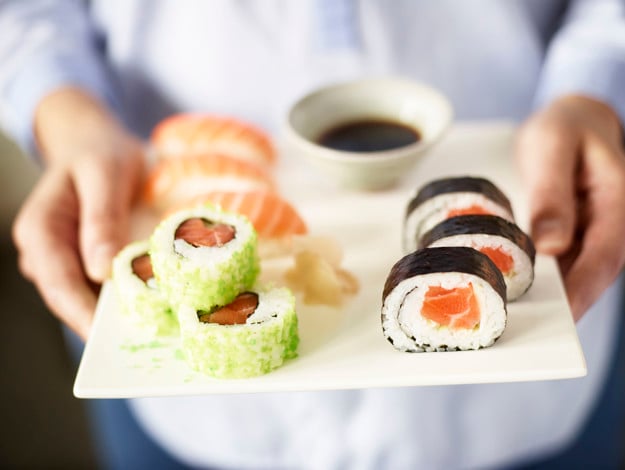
[74, 122, 586, 398]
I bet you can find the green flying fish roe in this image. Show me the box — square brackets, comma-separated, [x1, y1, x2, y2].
[119, 286, 178, 336]
[178, 287, 299, 378]
[150, 205, 260, 311]
[112, 240, 178, 337]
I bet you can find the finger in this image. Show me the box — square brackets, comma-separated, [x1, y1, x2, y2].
[563, 142, 625, 320]
[515, 119, 580, 255]
[73, 154, 132, 282]
[556, 232, 581, 278]
[564, 212, 625, 321]
[13, 170, 96, 339]
[34, 239, 97, 340]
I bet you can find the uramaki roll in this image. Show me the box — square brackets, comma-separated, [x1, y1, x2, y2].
[418, 215, 536, 301]
[381, 247, 507, 352]
[178, 287, 299, 378]
[112, 240, 177, 336]
[403, 176, 514, 253]
[150, 204, 260, 311]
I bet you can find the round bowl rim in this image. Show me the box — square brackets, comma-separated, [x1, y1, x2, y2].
[283, 77, 454, 164]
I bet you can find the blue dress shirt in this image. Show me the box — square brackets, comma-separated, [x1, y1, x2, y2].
[0, 1, 624, 468]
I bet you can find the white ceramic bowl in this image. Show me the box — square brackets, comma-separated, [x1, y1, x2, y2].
[283, 77, 453, 190]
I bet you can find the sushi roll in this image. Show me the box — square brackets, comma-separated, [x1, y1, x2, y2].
[381, 247, 507, 352]
[143, 153, 275, 212]
[178, 287, 299, 378]
[112, 240, 177, 336]
[403, 176, 514, 253]
[419, 215, 535, 301]
[150, 204, 260, 311]
[151, 114, 276, 166]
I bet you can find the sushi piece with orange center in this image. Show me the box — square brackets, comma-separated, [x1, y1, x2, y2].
[418, 215, 535, 300]
[381, 247, 507, 352]
[404, 176, 514, 253]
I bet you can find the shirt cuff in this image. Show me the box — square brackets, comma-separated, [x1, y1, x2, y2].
[535, 52, 625, 128]
[1, 49, 119, 160]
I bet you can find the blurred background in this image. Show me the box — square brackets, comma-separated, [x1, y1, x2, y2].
[0, 129, 623, 469]
[0, 133, 98, 468]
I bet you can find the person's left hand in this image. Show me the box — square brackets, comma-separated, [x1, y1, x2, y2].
[12, 87, 144, 339]
[515, 94, 625, 321]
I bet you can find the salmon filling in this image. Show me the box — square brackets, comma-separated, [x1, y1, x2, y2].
[421, 283, 480, 329]
[170, 190, 307, 238]
[175, 218, 235, 247]
[479, 246, 513, 275]
[131, 254, 154, 283]
[447, 204, 492, 218]
[198, 292, 259, 325]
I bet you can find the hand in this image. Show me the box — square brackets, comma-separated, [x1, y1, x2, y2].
[516, 94, 625, 321]
[12, 88, 144, 340]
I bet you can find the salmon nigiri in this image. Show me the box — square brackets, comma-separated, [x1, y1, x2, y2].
[171, 190, 308, 239]
[151, 114, 276, 167]
[143, 153, 275, 211]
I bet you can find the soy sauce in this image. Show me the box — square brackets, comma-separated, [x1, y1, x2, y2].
[317, 119, 420, 152]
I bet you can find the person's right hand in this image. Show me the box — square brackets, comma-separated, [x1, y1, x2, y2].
[12, 87, 144, 340]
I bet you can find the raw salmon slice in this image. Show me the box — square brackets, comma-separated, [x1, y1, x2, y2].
[143, 153, 275, 210]
[479, 246, 513, 275]
[131, 254, 154, 282]
[174, 218, 236, 247]
[199, 292, 259, 325]
[421, 283, 480, 329]
[447, 204, 493, 218]
[173, 190, 308, 238]
[151, 114, 276, 166]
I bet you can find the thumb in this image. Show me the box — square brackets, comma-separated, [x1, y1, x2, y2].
[73, 154, 131, 281]
[515, 121, 578, 255]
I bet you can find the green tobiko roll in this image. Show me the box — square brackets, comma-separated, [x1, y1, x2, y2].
[112, 240, 178, 336]
[150, 204, 260, 311]
[178, 287, 299, 378]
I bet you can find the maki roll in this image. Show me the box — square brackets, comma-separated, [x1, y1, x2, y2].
[112, 240, 177, 336]
[419, 215, 536, 301]
[403, 176, 514, 253]
[178, 287, 299, 378]
[150, 204, 260, 311]
[381, 247, 507, 352]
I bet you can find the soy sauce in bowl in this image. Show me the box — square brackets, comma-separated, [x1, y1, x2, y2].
[285, 78, 453, 189]
[317, 119, 421, 153]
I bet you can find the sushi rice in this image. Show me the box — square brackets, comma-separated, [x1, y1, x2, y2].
[150, 204, 260, 311]
[382, 271, 506, 352]
[418, 215, 536, 301]
[112, 240, 177, 336]
[381, 247, 507, 352]
[403, 192, 515, 253]
[178, 287, 299, 378]
[426, 233, 533, 301]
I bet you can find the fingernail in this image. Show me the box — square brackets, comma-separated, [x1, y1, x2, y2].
[533, 219, 567, 254]
[90, 243, 117, 279]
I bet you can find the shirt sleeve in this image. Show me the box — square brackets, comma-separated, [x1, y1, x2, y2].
[535, 0, 625, 126]
[0, 0, 119, 158]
